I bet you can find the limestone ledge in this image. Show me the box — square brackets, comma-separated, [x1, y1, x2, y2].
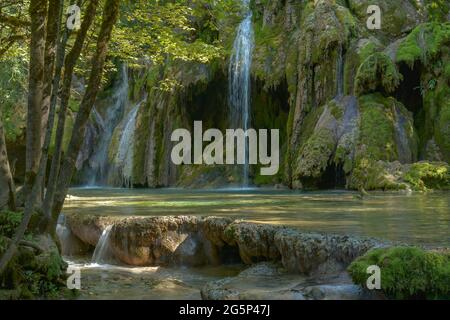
[65, 214, 383, 274]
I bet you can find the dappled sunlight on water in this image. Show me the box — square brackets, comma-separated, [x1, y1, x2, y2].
[64, 188, 450, 247]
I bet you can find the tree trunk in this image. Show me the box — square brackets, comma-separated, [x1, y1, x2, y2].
[35, 0, 67, 231]
[43, 0, 99, 222]
[0, 116, 16, 211]
[23, 0, 47, 197]
[0, 0, 48, 275]
[50, 0, 120, 230]
[41, 0, 61, 146]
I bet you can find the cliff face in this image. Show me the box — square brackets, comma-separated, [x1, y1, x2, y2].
[76, 0, 450, 190]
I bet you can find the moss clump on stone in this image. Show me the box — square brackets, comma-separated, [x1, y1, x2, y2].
[294, 128, 336, 180]
[348, 247, 450, 299]
[357, 94, 398, 161]
[0, 211, 70, 299]
[396, 22, 450, 68]
[404, 161, 450, 191]
[355, 52, 403, 95]
[348, 159, 405, 191]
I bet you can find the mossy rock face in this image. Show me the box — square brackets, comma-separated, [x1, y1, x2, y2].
[348, 247, 450, 299]
[356, 94, 417, 163]
[397, 22, 450, 68]
[355, 52, 403, 95]
[294, 128, 336, 183]
[347, 0, 421, 38]
[424, 80, 450, 162]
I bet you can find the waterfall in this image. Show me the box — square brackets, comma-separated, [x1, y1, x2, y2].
[86, 64, 129, 186]
[113, 99, 144, 187]
[336, 46, 345, 98]
[228, 1, 254, 187]
[92, 226, 113, 264]
[56, 214, 72, 256]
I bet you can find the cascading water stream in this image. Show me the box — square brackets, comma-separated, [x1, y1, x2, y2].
[56, 214, 72, 256]
[86, 64, 129, 186]
[336, 46, 345, 98]
[113, 98, 145, 187]
[92, 226, 113, 264]
[228, 0, 254, 187]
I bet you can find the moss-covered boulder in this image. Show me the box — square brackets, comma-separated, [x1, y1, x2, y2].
[0, 211, 69, 299]
[348, 247, 450, 299]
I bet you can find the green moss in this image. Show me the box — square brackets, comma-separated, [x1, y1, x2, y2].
[329, 100, 344, 120]
[0, 231, 69, 299]
[348, 247, 450, 299]
[396, 22, 450, 68]
[349, 159, 403, 191]
[404, 162, 450, 191]
[357, 94, 398, 161]
[294, 128, 336, 180]
[435, 87, 450, 160]
[355, 52, 403, 95]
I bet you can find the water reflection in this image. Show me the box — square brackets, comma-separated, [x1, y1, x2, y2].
[64, 188, 450, 247]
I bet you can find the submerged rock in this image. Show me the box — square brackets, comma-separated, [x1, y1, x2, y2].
[201, 262, 383, 300]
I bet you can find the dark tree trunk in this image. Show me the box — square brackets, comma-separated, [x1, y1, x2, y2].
[23, 0, 47, 198]
[0, 0, 48, 275]
[0, 116, 16, 211]
[41, 0, 61, 145]
[43, 0, 99, 223]
[50, 0, 120, 230]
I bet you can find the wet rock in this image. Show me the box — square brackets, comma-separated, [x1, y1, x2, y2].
[65, 214, 382, 273]
[201, 262, 381, 300]
[109, 216, 211, 266]
[274, 229, 379, 274]
[224, 222, 281, 264]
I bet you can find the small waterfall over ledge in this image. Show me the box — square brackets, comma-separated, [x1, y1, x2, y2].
[92, 226, 113, 264]
[229, 0, 254, 187]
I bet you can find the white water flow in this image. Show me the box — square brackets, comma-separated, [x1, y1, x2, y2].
[56, 214, 71, 256]
[87, 65, 129, 186]
[92, 226, 113, 264]
[229, 1, 254, 187]
[114, 99, 144, 187]
[336, 46, 344, 98]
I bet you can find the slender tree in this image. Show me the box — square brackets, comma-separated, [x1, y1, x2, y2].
[22, 0, 47, 198]
[50, 0, 121, 231]
[41, 0, 63, 147]
[42, 0, 99, 224]
[0, 0, 48, 275]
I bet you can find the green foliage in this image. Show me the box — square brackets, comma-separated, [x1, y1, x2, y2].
[348, 247, 450, 299]
[355, 52, 403, 95]
[396, 22, 450, 68]
[0, 210, 22, 238]
[0, 56, 27, 141]
[424, 0, 450, 22]
[110, 0, 225, 67]
[404, 162, 450, 191]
